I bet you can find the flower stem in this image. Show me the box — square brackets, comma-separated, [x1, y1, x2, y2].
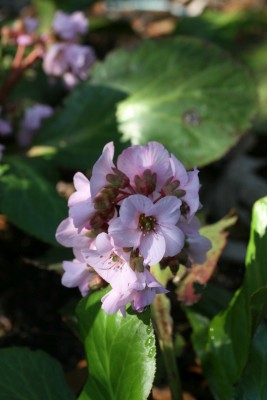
[151, 265, 183, 400]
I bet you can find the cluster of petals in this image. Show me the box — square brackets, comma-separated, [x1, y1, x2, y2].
[18, 104, 53, 147]
[43, 10, 95, 88]
[56, 141, 211, 315]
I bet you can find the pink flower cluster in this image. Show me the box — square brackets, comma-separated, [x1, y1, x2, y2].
[56, 142, 211, 315]
[44, 11, 95, 88]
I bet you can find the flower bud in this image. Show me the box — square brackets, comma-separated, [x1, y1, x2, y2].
[161, 177, 180, 196]
[106, 168, 130, 189]
[134, 169, 157, 196]
[88, 274, 106, 290]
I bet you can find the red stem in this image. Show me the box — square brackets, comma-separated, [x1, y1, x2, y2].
[0, 47, 42, 105]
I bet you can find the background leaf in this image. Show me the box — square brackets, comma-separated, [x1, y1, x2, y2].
[0, 157, 66, 245]
[30, 84, 128, 170]
[76, 287, 156, 400]
[0, 347, 75, 400]
[92, 36, 257, 168]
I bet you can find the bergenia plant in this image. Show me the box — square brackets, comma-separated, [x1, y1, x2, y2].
[1, 3, 266, 400]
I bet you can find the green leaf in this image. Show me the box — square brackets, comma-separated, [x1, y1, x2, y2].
[91, 37, 257, 168]
[0, 347, 75, 400]
[187, 197, 267, 400]
[233, 323, 267, 400]
[0, 157, 66, 244]
[76, 287, 156, 400]
[29, 84, 127, 170]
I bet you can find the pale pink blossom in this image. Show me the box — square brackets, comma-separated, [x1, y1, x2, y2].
[43, 43, 95, 88]
[53, 11, 88, 40]
[117, 141, 171, 194]
[90, 142, 116, 198]
[68, 172, 94, 230]
[169, 154, 200, 218]
[178, 216, 211, 264]
[18, 104, 53, 147]
[82, 233, 137, 292]
[56, 217, 93, 249]
[62, 250, 95, 296]
[109, 195, 184, 266]
[0, 119, 12, 137]
[100, 268, 167, 315]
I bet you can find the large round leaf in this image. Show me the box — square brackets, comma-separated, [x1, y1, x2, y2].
[0, 348, 75, 400]
[30, 84, 127, 170]
[0, 157, 66, 245]
[77, 288, 156, 400]
[92, 37, 257, 168]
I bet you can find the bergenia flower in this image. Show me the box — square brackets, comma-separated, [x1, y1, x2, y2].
[0, 119, 12, 137]
[117, 141, 171, 194]
[0, 108, 12, 137]
[18, 104, 53, 147]
[109, 195, 184, 266]
[52, 11, 88, 41]
[56, 141, 211, 316]
[178, 216, 211, 265]
[43, 43, 95, 88]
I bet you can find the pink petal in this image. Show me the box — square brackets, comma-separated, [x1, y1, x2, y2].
[95, 232, 113, 254]
[108, 218, 141, 248]
[169, 154, 188, 186]
[159, 225, 184, 257]
[117, 142, 171, 190]
[140, 232, 165, 266]
[56, 217, 91, 248]
[119, 195, 153, 228]
[68, 172, 91, 206]
[90, 142, 115, 198]
[182, 168, 200, 217]
[101, 289, 133, 316]
[62, 259, 91, 289]
[69, 200, 94, 230]
[153, 196, 181, 225]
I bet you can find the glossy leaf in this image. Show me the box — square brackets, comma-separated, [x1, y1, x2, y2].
[0, 157, 66, 244]
[0, 347, 75, 400]
[177, 215, 237, 305]
[233, 323, 267, 400]
[76, 287, 156, 400]
[92, 37, 257, 168]
[187, 197, 267, 400]
[29, 84, 127, 170]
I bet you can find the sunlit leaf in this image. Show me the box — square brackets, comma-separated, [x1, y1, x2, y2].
[92, 37, 257, 168]
[76, 288, 156, 400]
[30, 84, 127, 170]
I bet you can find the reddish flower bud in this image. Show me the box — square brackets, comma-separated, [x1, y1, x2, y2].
[134, 169, 157, 196]
[106, 168, 129, 189]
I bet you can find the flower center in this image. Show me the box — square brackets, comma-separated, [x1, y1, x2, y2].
[138, 214, 157, 234]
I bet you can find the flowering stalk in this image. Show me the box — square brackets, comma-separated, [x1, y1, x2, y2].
[151, 264, 183, 400]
